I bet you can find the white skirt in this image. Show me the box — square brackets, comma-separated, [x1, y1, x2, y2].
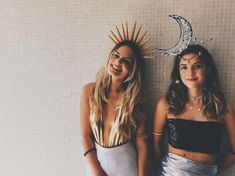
[86, 142, 138, 176]
[160, 152, 219, 176]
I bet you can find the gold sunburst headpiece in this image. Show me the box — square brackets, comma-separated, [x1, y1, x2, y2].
[108, 22, 153, 58]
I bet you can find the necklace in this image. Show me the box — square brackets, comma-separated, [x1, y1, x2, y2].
[187, 105, 202, 112]
[189, 95, 203, 101]
[186, 102, 203, 112]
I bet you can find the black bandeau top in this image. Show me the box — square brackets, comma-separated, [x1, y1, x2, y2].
[167, 118, 223, 154]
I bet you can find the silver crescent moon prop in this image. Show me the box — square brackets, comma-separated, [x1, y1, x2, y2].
[158, 15, 193, 56]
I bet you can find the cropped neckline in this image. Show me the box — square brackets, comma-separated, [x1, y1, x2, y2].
[167, 118, 223, 124]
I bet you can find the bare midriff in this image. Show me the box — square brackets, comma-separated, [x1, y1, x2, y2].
[168, 144, 217, 164]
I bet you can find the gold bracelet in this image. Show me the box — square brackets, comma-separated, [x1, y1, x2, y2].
[152, 131, 163, 136]
[84, 147, 96, 156]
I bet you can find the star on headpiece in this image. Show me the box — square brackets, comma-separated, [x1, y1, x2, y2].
[108, 22, 153, 58]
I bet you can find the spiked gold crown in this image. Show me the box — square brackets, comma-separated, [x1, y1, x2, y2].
[108, 22, 153, 58]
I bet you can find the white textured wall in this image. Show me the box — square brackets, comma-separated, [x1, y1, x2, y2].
[0, 0, 234, 175]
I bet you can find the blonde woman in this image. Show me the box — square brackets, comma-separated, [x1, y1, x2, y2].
[80, 23, 152, 176]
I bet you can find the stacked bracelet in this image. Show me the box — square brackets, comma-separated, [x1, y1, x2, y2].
[84, 147, 96, 156]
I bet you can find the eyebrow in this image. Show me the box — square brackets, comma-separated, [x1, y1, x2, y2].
[114, 51, 133, 60]
[123, 57, 133, 63]
[113, 51, 120, 54]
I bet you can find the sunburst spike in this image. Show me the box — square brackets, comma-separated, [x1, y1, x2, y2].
[108, 35, 118, 44]
[108, 22, 154, 58]
[110, 30, 120, 43]
[126, 21, 129, 40]
[137, 31, 147, 45]
[142, 44, 153, 51]
[130, 21, 137, 40]
[144, 51, 154, 56]
[140, 37, 151, 47]
[116, 26, 123, 41]
[122, 23, 126, 40]
[143, 45, 154, 54]
[134, 25, 142, 42]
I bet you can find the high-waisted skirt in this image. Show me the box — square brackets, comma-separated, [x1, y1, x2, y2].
[86, 142, 137, 176]
[159, 153, 219, 176]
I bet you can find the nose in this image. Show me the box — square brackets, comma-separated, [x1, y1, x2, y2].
[114, 58, 121, 66]
[187, 67, 195, 76]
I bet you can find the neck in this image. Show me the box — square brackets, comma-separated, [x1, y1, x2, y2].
[109, 80, 122, 97]
[187, 87, 203, 97]
[187, 88, 203, 102]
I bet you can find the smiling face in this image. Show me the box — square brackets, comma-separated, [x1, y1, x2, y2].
[179, 53, 206, 90]
[108, 45, 135, 82]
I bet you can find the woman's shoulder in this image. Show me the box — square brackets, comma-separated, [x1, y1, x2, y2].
[226, 101, 234, 111]
[223, 101, 235, 120]
[157, 96, 169, 105]
[80, 82, 95, 98]
[155, 96, 170, 109]
[82, 82, 95, 90]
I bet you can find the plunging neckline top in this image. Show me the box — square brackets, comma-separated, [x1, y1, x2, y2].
[89, 108, 133, 147]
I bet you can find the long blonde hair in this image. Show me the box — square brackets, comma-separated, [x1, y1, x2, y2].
[90, 41, 146, 135]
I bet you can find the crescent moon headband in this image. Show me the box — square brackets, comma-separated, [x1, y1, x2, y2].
[157, 15, 193, 56]
[108, 22, 153, 58]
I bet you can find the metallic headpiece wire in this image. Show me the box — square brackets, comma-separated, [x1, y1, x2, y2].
[108, 22, 154, 58]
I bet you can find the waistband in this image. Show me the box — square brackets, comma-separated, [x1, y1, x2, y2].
[163, 152, 218, 174]
[95, 142, 133, 155]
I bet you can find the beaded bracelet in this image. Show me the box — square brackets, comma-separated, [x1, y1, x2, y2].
[84, 147, 96, 156]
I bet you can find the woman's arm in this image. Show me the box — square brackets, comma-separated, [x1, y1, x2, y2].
[135, 110, 148, 176]
[80, 83, 107, 176]
[218, 102, 235, 171]
[153, 96, 168, 170]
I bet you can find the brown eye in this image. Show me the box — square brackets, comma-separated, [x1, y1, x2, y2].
[180, 66, 187, 70]
[112, 52, 119, 58]
[122, 59, 131, 65]
[194, 64, 202, 69]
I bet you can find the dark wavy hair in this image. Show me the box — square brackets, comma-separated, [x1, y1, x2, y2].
[166, 45, 227, 120]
